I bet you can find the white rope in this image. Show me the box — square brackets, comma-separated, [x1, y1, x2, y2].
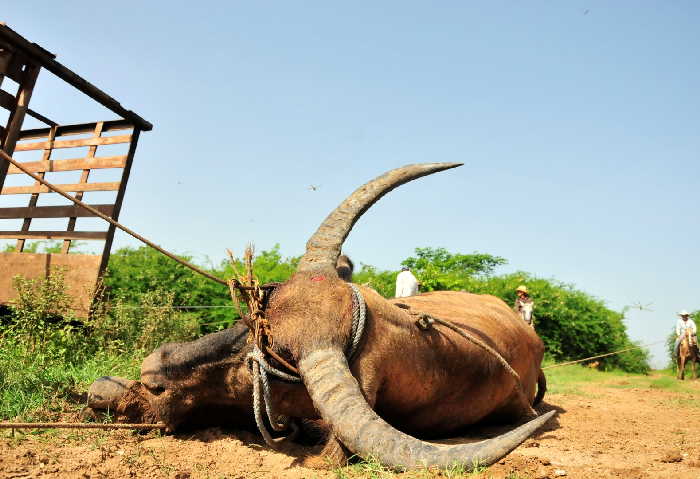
[347, 284, 366, 360]
[248, 350, 299, 447]
[245, 283, 367, 448]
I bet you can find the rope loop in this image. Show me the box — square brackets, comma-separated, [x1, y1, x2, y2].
[347, 283, 367, 361]
[244, 283, 367, 448]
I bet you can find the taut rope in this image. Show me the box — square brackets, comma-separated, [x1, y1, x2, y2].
[0, 150, 228, 286]
[542, 340, 665, 370]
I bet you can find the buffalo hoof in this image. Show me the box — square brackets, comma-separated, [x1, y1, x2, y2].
[87, 376, 135, 411]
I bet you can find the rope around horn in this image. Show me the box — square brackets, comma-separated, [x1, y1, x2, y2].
[245, 283, 367, 448]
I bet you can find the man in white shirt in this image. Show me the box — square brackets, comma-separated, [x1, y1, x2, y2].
[674, 309, 698, 357]
[395, 267, 420, 298]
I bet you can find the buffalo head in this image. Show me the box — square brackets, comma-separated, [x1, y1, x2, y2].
[118, 254, 356, 432]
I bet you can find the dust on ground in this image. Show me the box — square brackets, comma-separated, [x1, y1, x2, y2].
[2, 374, 700, 479]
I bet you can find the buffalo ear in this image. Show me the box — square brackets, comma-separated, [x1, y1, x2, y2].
[261, 283, 282, 310]
[336, 255, 354, 282]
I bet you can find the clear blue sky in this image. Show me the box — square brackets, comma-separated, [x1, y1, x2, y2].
[3, 2, 698, 367]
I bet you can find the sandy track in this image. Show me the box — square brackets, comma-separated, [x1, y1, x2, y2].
[2, 375, 700, 478]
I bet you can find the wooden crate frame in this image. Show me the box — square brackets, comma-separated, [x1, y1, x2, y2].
[0, 23, 151, 316]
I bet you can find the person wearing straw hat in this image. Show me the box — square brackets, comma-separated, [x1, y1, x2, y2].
[674, 310, 698, 358]
[514, 285, 535, 328]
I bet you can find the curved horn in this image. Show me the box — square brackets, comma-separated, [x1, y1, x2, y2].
[299, 348, 555, 470]
[297, 163, 462, 273]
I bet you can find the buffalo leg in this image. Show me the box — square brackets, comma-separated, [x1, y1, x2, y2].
[533, 369, 547, 406]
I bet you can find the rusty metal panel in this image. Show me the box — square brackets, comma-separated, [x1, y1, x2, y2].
[0, 252, 101, 316]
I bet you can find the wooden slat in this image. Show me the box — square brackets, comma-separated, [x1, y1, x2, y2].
[0, 61, 40, 195]
[0, 48, 11, 76]
[0, 231, 108, 240]
[15, 125, 57, 252]
[99, 129, 141, 274]
[0, 204, 114, 219]
[18, 120, 133, 141]
[15, 126, 56, 252]
[15, 125, 56, 252]
[7, 155, 127, 174]
[62, 121, 101, 253]
[1, 181, 120, 195]
[0, 48, 27, 84]
[0, 89, 15, 111]
[26, 108, 57, 127]
[14, 134, 131, 151]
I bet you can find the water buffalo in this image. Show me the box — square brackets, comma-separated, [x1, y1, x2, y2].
[95, 163, 554, 470]
[255, 162, 554, 469]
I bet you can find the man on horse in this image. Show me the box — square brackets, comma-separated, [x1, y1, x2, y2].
[674, 310, 698, 358]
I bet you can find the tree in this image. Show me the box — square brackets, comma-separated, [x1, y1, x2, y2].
[402, 247, 507, 276]
[401, 247, 507, 292]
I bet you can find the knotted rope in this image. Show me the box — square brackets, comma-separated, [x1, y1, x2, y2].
[246, 346, 301, 446]
[243, 282, 367, 448]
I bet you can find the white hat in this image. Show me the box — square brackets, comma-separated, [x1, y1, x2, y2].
[678, 309, 691, 316]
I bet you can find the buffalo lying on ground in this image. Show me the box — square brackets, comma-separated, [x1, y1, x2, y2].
[91, 163, 554, 470]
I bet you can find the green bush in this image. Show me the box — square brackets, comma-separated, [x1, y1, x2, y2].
[354, 248, 650, 373]
[1, 271, 198, 421]
[90, 289, 200, 354]
[103, 244, 299, 332]
[8, 270, 74, 354]
[460, 272, 649, 373]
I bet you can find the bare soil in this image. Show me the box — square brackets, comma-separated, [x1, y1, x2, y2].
[2, 374, 700, 479]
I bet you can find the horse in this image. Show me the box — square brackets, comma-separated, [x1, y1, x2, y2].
[677, 328, 699, 380]
[519, 300, 535, 329]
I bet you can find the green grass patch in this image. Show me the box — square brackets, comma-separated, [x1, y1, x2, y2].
[544, 363, 700, 398]
[333, 456, 490, 479]
[0, 337, 141, 421]
[544, 361, 631, 395]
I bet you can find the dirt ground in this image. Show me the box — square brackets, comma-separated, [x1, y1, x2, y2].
[2, 374, 700, 479]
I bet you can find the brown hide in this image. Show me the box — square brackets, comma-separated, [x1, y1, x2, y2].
[269, 279, 542, 438]
[108, 286, 542, 440]
[381, 291, 542, 433]
[135, 323, 261, 431]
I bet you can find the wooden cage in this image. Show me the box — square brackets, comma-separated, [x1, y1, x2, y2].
[0, 23, 152, 316]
